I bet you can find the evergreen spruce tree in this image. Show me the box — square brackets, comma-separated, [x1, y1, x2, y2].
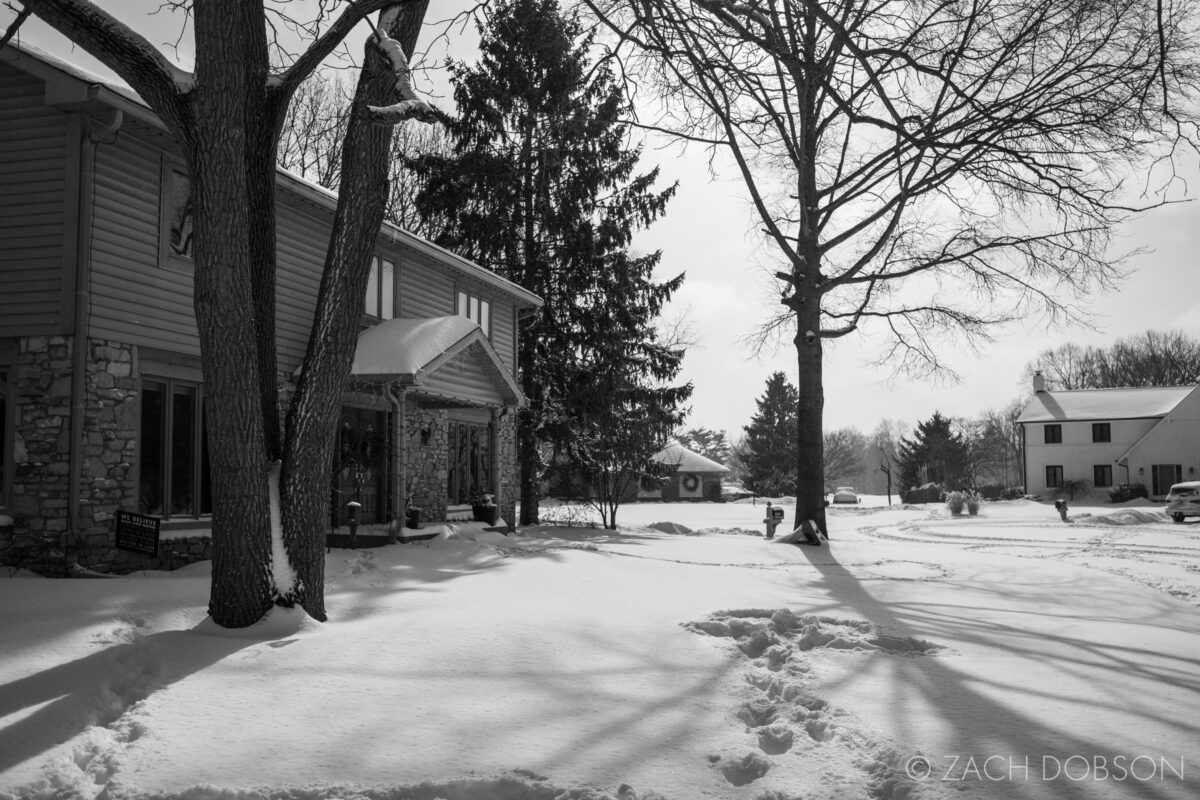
[896, 412, 971, 500]
[742, 373, 800, 497]
[409, 0, 684, 525]
[676, 427, 732, 465]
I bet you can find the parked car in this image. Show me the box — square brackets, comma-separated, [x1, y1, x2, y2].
[1165, 481, 1200, 523]
[831, 486, 860, 504]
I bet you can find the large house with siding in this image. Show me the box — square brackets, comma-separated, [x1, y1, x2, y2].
[0, 43, 541, 574]
[1016, 372, 1200, 499]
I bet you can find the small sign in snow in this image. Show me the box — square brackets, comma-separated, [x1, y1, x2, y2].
[114, 510, 161, 556]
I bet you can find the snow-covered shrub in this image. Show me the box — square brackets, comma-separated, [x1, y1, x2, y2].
[539, 503, 599, 528]
[904, 483, 945, 504]
[1108, 483, 1148, 503]
[966, 491, 982, 516]
[945, 491, 966, 515]
[1001, 486, 1025, 500]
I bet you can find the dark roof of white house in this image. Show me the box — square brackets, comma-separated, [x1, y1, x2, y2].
[1016, 385, 1197, 423]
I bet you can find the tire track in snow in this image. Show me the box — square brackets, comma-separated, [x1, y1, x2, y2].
[859, 520, 1200, 606]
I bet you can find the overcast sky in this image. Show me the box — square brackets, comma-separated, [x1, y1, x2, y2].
[9, 1, 1199, 441]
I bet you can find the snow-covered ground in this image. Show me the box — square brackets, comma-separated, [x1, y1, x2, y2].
[2, 498, 1198, 800]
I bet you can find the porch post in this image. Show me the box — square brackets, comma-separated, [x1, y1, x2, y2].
[389, 385, 408, 540]
[490, 405, 502, 504]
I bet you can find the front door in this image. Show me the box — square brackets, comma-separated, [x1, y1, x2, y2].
[333, 407, 388, 525]
[1152, 464, 1182, 496]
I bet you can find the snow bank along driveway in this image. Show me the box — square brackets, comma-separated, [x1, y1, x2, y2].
[1, 499, 1198, 800]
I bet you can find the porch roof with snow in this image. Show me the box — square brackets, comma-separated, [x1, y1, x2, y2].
[651, 442, 731, 474]
[1016, 385, 1197, 423]
[350, 316, 525, 408]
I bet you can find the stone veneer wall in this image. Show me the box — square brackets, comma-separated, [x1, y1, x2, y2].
[1, 336, 211, 575]
[405, 406, 449, 521]
[0, 336, 523, 572]
[497, 413, 518, 528]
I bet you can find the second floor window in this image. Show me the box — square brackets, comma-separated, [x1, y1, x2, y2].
[458, 289, 491, 337]
[1044, 424, 1062, 444]
[1092, 422, 1111, 443]
[365, 256, 396, 319]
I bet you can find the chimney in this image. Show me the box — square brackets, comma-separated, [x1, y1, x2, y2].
[1033, 371, 1046, 393]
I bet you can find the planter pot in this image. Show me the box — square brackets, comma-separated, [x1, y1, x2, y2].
[405, 508, 422, 529]
[473, 504, 499, 525]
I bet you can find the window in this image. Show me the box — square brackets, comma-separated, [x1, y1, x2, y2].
[1044, 424, 1062, 444]
[1093, 464, 1113, 488]
[457, 288, 491, 337]
[364, 255, 397, 319]
[1092, 423, 1111, 443]
[140, 378, 211, 519]
[160, 159, 194, 267]
[1045, 465, 1064, 489]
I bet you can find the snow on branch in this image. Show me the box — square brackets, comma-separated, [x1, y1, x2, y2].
[365, 25, 436, 124]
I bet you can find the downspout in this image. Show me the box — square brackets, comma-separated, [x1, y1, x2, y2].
[68, 108, 123, 543]
[1019, 423, 1026, 494]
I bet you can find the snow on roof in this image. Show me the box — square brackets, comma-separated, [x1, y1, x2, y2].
[350, 316, 480, 379]
[1016, 385, 1198, 423]
[2, 40, 137, 99]
[651, 441, 731, 473]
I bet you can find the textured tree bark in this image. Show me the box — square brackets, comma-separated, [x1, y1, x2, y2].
[280, 1, 430, 621]
[793, 297, 827, 538]
[190, 0, 274, 626]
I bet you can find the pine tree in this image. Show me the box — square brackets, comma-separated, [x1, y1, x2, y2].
[409, 0, 683, 524]
[896, 412, 971, 500]
[676, 427, 732, 465]
[742, 373, 800, 497]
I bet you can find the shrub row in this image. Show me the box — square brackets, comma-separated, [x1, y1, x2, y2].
[902, 483, 1024, 504]
[1107, 483, 1149, 503]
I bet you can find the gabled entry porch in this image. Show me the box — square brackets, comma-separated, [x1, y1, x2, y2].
[343, 316, 525, 530]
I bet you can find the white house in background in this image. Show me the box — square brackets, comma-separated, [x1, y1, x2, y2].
[1016, 373, 1200, 498]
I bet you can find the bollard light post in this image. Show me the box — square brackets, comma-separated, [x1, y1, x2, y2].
[347, 500, 362, 548]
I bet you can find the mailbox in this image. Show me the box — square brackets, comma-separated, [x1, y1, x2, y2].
[763, 503, 785, 539]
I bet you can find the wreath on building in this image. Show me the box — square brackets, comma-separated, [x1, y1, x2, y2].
[681, 473, 701, 492]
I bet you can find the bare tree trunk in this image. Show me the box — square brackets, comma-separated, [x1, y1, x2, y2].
[794, 298, 827, 538]
[191, 0, 274, 627]
[281, 1, 430, 621]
